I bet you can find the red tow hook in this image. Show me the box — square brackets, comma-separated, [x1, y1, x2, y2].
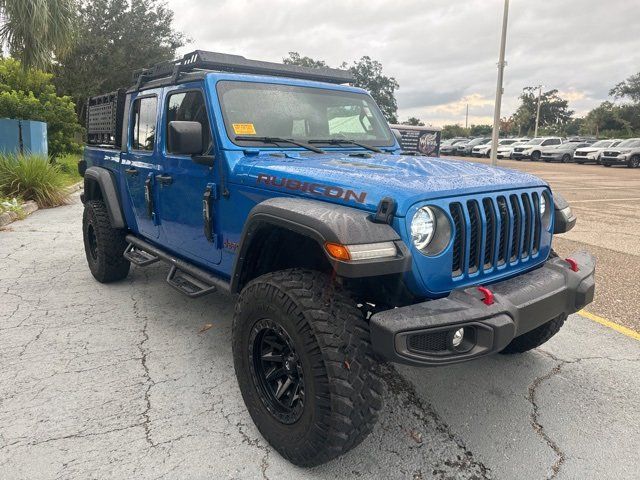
[477, 286, 495, 306]
[565, 258, 579, 272]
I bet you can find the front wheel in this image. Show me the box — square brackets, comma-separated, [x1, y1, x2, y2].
[561, 154, 571, 163]
[531, 151, 541, 161]
[232, 269, 383, 467]
[500, 314, 566, 354]
[628, 156, 639, 168]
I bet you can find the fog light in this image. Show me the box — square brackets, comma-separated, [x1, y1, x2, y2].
[451, 328, 464, 348]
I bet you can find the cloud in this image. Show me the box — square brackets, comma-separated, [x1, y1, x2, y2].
[167, 0, 640, 126]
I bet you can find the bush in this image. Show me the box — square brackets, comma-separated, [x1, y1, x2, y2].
[0, 58, 82, 158]
[0, 153, 70, 207]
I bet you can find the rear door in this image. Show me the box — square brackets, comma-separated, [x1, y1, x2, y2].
[156, 84, 222, 266]
[121, 92, 162, 239]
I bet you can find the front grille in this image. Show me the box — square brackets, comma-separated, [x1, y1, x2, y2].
[514, 147, 525, 152]
[603, 151, 618, 157]
[407, 331, 448, 353]
[575, 151, 587, 157]
[449, 191, 543, 278]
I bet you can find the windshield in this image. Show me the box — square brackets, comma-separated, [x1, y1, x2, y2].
[617, 138, 640, 148]
[590, 140, 612, 148]
[217, 80, 395, 148]
[500, 139, 517, 145]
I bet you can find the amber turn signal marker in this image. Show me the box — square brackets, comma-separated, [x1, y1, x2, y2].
[325, 242, 351, 261]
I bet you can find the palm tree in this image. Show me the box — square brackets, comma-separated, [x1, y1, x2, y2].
[0, 0, 75, 70]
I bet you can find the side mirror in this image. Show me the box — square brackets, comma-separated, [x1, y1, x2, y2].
[168, 121, 203, 155]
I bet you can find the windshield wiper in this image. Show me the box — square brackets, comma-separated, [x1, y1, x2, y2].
[308, 139, 384, 154]
[234, 136, 325, 154]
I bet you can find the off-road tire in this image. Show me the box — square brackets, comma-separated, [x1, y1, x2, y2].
[499, 314, 566, 354]
[232, 269, 383, 467]
[628, 155, 639, 168]
[82, 200, 130, 283]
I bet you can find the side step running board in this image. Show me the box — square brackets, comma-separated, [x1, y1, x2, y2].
[124, 234, 231, 297]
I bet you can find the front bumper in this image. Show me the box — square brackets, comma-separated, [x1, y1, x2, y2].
[601, 155, 627, 165]
[511, 151, 530, 159]
[370, 251, 595, 367]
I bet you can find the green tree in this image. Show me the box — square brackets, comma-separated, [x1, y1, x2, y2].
[610, 72, 640, 103]
[342, 56, 399, 123]
[0, 0, 76, 70]
[54, 0, 185, 120]
[441, 124, 469, 139]
[401, 117, 424, 126]
[283, 52, 328, 68]
[0, 57, 81, 156]
[512, 87, 574, 135]
[469, 124, 492, 136]
[283, 52, 400, 123]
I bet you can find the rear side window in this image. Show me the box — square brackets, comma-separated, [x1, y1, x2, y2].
[166, 90, 212, 154]
[131, 96, 158, 151]
[544, 138, 561, 146]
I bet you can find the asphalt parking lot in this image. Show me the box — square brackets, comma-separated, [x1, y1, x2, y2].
[1, 185, 639, 479]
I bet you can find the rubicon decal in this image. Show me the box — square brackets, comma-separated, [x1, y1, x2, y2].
[256, 174, 367, 204]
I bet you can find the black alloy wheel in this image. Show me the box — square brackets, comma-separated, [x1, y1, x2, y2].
[248, 318, 305, 424]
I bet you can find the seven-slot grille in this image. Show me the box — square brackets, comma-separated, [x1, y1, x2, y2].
[449, 192, 543, 278]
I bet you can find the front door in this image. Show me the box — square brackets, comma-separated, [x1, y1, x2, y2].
[156, 85, 222, 266]
[121, 92, 161, 239]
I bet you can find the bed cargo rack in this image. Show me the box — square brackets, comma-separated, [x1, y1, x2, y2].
[131, 50, 355, 91]
[86, 89, 126, 148]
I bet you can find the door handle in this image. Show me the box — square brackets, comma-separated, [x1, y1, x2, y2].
[156, 174, 173, 185]
[125, 167, 138, 176]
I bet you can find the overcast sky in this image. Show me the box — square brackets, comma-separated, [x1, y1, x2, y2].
[167, 0, 639, 127]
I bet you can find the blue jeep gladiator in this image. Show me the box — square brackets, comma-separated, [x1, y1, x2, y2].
[79, 51, 595, 466]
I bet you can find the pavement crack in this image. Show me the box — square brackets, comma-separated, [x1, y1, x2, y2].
[236, 421, 272, 480]
[526, 360, 566, 479]
[379, 364, 491, 479]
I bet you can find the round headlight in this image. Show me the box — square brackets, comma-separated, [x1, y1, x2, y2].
[539, 194, 547, 216]
[411, 207, 436, 250]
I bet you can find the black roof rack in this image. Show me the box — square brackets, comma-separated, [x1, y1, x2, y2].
[132, 50, 354, 90]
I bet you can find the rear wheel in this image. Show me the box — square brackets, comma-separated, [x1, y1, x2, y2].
[561, 154, 571, 163]
[232, 269, 383, 467]
[82, 200, 130, 283]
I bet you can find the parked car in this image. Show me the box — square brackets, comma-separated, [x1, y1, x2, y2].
[600, 138, 640, 168]
[574, 139, 623, 164]
[440, 138, 469, 155]
[473, 138, 521, 158]
[541, 142, 591, 163]
[457, 137, 490, 156]
[79, 50, 594, 467]
[512, 137, 563, 161]
[496, 139, 530, 159]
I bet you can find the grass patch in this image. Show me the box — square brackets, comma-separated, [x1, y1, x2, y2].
[53, 153, 83, 187]
[0, 153, 70, 208]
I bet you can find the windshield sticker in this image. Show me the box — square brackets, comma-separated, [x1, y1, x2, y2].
[232, 123, 256, 135]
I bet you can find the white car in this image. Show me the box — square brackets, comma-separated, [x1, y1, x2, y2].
[574, 139, 623, 164]
[496, 139, 530, 159]
[511, 137, 563, 161]
[473, 138, 523, 158]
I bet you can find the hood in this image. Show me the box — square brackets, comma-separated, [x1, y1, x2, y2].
[233, 152, 547, 216]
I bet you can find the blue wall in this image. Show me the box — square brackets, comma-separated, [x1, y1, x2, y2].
[0, 118, 48, 156]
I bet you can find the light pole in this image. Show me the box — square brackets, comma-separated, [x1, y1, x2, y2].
[534, 85, 543, 137]
[490, 0, 510, 167]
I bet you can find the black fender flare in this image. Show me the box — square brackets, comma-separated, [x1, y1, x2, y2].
[83, 167, 126, 229]
[230, 197, 411, 293]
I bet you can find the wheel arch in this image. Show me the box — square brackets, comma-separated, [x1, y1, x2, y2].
[83, 167, 126, 229]
[229, 197, 411, 294]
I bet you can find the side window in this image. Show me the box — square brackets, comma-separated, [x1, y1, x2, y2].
[541, 139, 551, 146]
[550, 139, 561, 145]
[131, 96, 158, 151]
[166, 90, 212, 154]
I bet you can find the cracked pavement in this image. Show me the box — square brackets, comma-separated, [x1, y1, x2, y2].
[1, 196, 639, 479]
